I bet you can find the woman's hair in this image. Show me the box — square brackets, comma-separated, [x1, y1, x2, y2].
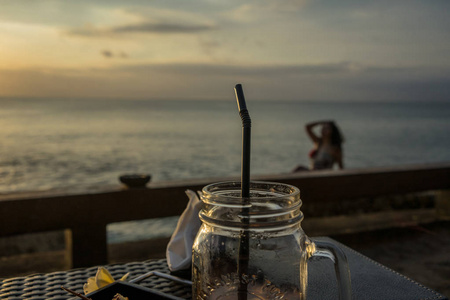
[329, 122, 344, 148]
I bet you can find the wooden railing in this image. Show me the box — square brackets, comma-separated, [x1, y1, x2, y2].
[1, 163, 449, 268]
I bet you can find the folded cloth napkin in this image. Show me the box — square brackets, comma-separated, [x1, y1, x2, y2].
[166, 190, 202, 272]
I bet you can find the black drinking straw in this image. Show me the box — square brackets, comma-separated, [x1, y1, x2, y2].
[235, 84, 251, 196]
[234, 83, 251, 300]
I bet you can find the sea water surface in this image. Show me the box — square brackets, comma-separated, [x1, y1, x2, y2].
[1, 98, 449, 242]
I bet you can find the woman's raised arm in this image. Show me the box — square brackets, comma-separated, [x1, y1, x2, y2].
[305, 120, 333, 144]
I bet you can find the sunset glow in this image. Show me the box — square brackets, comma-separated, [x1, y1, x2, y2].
[1, 0, 450, 101]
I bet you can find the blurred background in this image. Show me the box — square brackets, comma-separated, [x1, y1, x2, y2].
[1, 0, 449, 194]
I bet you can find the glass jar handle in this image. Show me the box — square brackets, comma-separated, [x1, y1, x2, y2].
[308, 240, 352, 300]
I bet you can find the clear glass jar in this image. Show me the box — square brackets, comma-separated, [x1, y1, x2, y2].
[192, 181, 351, 300]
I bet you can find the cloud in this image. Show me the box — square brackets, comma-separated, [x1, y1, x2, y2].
[2, 63, 450, 102]
[198, 39, 221, 57]
[100, 50, 128, 58]
[101, 50, 113, 58]
[119, 61, 364, 77]
[264, 0, 309, 12]
[113, 22, 214, 33]
[67, 21, 215, 38]
[230, 0, 308, 22]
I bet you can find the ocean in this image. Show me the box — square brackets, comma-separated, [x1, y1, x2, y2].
[1, 98, 449, 243]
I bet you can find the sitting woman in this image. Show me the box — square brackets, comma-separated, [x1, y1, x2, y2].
[293, 120, 344, 171]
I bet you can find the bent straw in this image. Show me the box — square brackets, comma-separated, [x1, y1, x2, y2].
[234, 83, 251, 300]
[235, 84, 251, 196]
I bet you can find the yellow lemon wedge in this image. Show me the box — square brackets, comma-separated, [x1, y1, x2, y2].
[83, 267, 130, 295]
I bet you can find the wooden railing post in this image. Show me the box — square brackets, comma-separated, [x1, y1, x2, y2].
[436, 189, 450, 221]
[69, 223, 108, 268]
[63, 229, 73, 269]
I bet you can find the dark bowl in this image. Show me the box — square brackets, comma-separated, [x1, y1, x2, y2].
[119, 174, 151, 188]
[85, 281, 185, 300]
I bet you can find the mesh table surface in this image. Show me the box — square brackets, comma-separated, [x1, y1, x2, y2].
[0, 259, 191, 300]
[1, 239, 447, 300]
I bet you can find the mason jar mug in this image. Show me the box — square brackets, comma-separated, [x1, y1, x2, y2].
[192, 181, 351, 300]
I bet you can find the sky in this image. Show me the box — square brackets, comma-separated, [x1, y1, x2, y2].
[0, 0, 449, 101]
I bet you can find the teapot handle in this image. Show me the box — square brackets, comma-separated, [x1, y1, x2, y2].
[307, 240, 352, 300]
